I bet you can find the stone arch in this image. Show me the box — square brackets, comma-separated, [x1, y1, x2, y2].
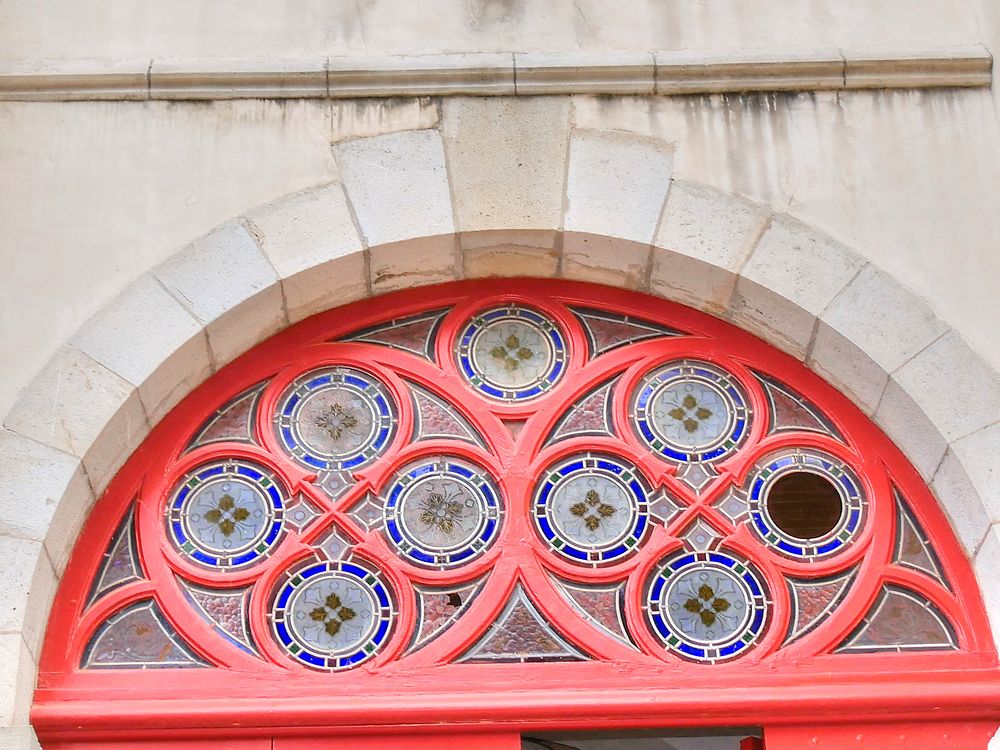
[2, 123, 999, 740]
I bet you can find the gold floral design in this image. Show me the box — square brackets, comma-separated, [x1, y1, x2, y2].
[683, 583, 731, 627]
[419, 491, 465, 534]
[309, 593, 357, 637]
[669, 394, 714, 434]
[489, 333, 535, 373]
[203, 494, 249, 537]
[570, 489, 617, 531]
[314, 402, 359, 440]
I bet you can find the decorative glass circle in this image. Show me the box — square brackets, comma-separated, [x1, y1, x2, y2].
[632, 360, 751, 463]
[747, 449, 866, 560]
[271, 559, 395, 670]
[456, 305, 567, 400]
[533, 453, 650, 565]
[383, 457, 503, 569]
[275, 366, 396, 471]
[167, 460, 285, 570]
[645, 550, 768, 663]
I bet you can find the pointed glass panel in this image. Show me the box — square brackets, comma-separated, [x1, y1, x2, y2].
[570, 307, 682, 358]
[409, 381, 487, 448]
[893, 490, 948, 588]
[83, 599, 207, 669]
[178, 579, 259, 656]
[188, 382, 264, 450]
[550, 576, 635, 649]
[544, 376, 618, 446]
[407, 576, 489, 654]
[754, 372, 843, 440]
[837, 585, 957, 652]
[784, 569, 856, 645]
[87, 505, 143, 606]
[339, 308, 449, 361]
[458, 584, 587, 663]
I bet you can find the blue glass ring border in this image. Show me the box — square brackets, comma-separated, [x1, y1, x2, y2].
[383, 458, 504, 569]
[747, 450, 866, 561]
[270, 558, 395, 671]
[456, 305, 568, 401]
[533, 453, 651, 566]
[644, 549, 769, 663]
[275, 366, 397, 471]
[632, 360, 752, 463]
[167, 459, 286, 571]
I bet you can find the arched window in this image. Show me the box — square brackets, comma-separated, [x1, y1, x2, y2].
[35, 280, 997, 746]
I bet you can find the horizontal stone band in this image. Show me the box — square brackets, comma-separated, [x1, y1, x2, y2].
[0, 46, 991, 101]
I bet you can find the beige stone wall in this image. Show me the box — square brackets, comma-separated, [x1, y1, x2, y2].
[0, 0, 984, 60]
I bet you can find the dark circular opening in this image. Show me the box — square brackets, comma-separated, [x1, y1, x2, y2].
[766, 472, 842, 540]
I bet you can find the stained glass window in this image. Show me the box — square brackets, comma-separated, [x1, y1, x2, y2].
[56, 280, 981, 679]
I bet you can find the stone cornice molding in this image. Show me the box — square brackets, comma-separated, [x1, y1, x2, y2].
[0, 46, 991, 101]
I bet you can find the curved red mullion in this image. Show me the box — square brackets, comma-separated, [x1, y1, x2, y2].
[882, 565, 974, 649]
[768, 535, 892, 662]
[71, 580, 156, 658]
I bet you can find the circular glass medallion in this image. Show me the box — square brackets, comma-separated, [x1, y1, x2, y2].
[383, 457, 503, 569]
[747, 448, 866, 560]
[533, 453, 650, 565]
[167, 460, 285, 570]
[271, 559, 395, 670]
[632, 360, 751, 463]
[645, 550, 769, 663]
[275, 367, 396, 471]
[456, 305, 567, 401]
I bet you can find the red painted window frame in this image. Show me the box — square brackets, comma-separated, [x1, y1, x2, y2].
[33, 279, 1000, 747]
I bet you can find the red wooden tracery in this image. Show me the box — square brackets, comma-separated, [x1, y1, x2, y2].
[33, 279, 1000, 748]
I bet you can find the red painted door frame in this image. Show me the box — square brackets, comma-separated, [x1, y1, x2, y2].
[32, 280, 1000, 749]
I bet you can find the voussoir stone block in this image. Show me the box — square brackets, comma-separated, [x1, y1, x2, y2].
[336, 129, 455, 246]
[974, 526, 1000, 651]
[932, 448, 992, 558]
[154, 222, 287, 368]
[731, 215, 865, 358]
[562, 130, 673, 288]
[952, 423, 1000, 527]
[651, 181, 769, 315]
[368, 235, 460, 294]
[809, 265, 947, 415]
[442, 97, 571, 233]
[71, 275, 213, 426]
[461, 229, 560, 279]
[336, 130, 457, 293]
[0, 536, 56, 661]
[873, 378, 948, 480]
[3, 346, 148, 494]
[245, 183, 367, 323]
[893, 330, 1000, 443]
[0, 430, 88, 546]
